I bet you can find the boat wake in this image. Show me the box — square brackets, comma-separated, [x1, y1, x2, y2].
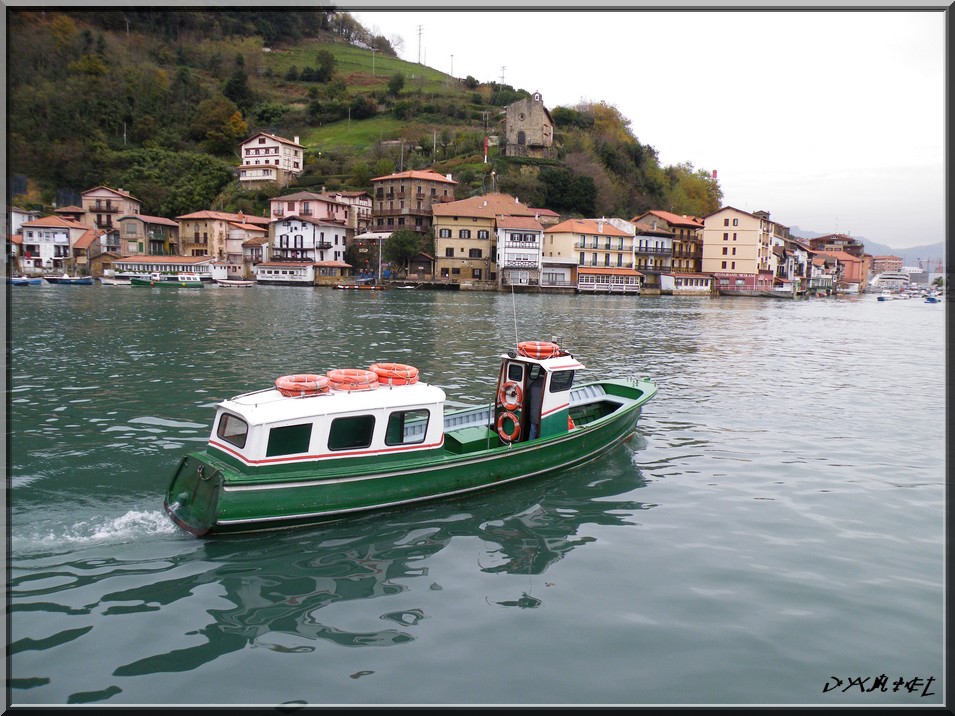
[13, 509, 180, 556]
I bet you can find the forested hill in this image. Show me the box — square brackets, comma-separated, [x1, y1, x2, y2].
[7, 9, 722, 221]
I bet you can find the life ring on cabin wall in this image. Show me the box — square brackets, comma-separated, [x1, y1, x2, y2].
[498, 380, 523, 410]
[497, 411, 521, 443]
[568, 415, 576, 430]
[517, 341, 561, 359]
[275, 373, 330, 397]
[369, 362, 419, 385]
[326, 368, 379, 392]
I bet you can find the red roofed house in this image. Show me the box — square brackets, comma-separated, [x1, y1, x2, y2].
[371, 169, 457, 235]
[80, 186, 141, 231]
[632, 210, 704, 273]
[19, 215, 93, 274]
[432, 192, 538, 284]
[176, 210, 270, 260]
[238, 132, 304, 187]
[814, 250, 865, 293]
[117, 214, 180, 256]
[544, 218, 642, 294]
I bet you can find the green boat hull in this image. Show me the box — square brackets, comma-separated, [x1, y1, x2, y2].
[130, 278, 203, 288]
[164, 378, 655, 535]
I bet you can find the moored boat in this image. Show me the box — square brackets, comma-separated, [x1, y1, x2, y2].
[216, 279, 255, 288]
[8, 276, 43, 285]
[43, 274, 94, 285]
[130, 272, 204, 288]
[164, 340, 657, 536]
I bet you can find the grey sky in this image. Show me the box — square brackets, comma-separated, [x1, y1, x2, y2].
[354, 8, 946, 249]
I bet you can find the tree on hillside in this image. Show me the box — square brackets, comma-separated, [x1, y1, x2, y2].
[388, 72, 405, 96]
[315, 49, 336, 82]
[539, 166, 596, 217]
[223, 56, 254, 111]
[189, 96, 248, 155]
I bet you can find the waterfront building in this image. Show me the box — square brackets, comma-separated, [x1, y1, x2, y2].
[701, 206, 782, 293]
[238, 132, 304, 188]
[117, 214, 180, 256]
[543, 218, 641, 294]
[632, 210, 704, 273]
[632, 222, 674, 292]
[370, 169, 457, 235]
[176, 210, 270, 260]
[18, 215, 93, 274]
[814, 250, 865, 293]
[433, 192, 538, 283]
[224, 218, 268, 279]
[496, 215, 545, 288]
[270, 215, 347, 265]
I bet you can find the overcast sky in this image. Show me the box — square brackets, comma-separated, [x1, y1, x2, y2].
[352, 8, 946, 250]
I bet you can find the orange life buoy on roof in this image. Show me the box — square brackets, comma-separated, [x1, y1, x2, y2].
[517, 341, 561, 359]
[498, 380, 523, 411]
[275, 374, 330, 397]
[370, 362, 419, 385]
[497, 411, 521, 443]
[326, 368, 379, 392]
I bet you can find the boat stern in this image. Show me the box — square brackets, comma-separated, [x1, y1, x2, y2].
[163, 454, 223, 536]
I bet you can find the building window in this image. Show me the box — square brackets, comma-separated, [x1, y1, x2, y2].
[468, 248, 482, 259]
[445, 247, 454, 257]
[724, 218, 729, 226]
[478, 230, 489, 239]
[459, 230, 471, 239]
[723, 233, 728, 240]
[721, 261, 727, 269]
[439, 229, 451, 238]
[722, 247, 728, 255]
[733, 219, 739, 226]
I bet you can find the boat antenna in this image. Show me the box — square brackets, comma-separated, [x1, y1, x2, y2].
[511, 283, 518, 347]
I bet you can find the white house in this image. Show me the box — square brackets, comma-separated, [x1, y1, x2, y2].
[18, 215, 91, 274]
[270, 215, 347, 264]
[496, 215, 544, 287]
[238, 132, 304, 187]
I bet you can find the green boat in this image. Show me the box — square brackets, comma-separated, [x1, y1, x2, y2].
[130, 271, 204, 288]
[164, 340, 657, 536]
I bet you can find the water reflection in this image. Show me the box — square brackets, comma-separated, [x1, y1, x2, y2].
[107, 442, 649, 677]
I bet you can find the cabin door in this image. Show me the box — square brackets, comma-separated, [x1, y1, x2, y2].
[496, 361, 526, 444]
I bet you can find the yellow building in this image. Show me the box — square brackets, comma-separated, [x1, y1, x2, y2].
[432, 193, 538, 283]
[701, 206, 779, 292]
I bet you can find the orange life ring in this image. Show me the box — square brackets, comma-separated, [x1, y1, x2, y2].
[370, 362, 419, 385]
[497, 411, 521, 443]
[568, 415, 576, 430]
[498, 380, 523, 410]
[327, 368, 379, 392]
[517, 341, 561, 359]
[275, 373, 330, 397]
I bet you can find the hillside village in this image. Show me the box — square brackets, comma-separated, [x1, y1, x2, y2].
[6, 15, 916, 297]
[8, 94, 898, 298]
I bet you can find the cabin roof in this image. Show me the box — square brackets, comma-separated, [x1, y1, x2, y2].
[222, 381, 447, 425]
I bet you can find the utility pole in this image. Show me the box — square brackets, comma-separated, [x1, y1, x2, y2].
[417, 25, 423, 64]
[500, 66, 506, 85]
[450, 54, 454, 77]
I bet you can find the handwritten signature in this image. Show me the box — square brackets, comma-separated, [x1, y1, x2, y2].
[823, 675, 935, 697]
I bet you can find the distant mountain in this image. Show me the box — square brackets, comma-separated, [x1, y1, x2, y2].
[789, 226, 944, 269]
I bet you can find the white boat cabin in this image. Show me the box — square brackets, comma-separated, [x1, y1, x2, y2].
[209, 381, 448, 465]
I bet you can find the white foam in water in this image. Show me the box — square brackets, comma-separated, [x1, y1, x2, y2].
[21, 510, 179, 552]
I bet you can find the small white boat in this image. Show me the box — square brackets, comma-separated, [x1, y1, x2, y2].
[99, 276, 131, 285]
[216, 279, 255, 288]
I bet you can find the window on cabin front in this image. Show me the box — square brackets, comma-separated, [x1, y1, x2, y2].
[328, 415, 376, 451]
[549, 370, 575, 393]
[217, 413, 248, 448]
[266, 423, 313, 457]
[385, 409, 430, 446]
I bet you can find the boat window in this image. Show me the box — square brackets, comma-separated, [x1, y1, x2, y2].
[266, 423, 313, 457]
[549, 370, 575, 393]
[385, 409, 430, 446]
[328, 415, 376, 451]
[507, 363, 524, 382]
[217, 413, 248, 448]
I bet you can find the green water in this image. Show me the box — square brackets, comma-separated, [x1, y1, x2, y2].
[5, 285, 946, 706]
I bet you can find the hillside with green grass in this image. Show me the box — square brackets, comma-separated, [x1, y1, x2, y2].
[7, 9, 722, 221]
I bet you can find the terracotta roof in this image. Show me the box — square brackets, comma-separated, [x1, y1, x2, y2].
[702, 206, 756, 220]
[273, 191, 337, 202]
[118, 214, 179, 227]
[545, 218, 631, 237]
[432, 193, 537, 219]
[72, 228, 105, 250]
[633, 210, 704, 228]
[54, 205, 85, 213]
[10, 235, 23, 244]
[21, 215, 89, 229]
[82, 185, 140, 201]
[496, 215, 544, 231]
[633, 221, 674, 237]
[242, 131, 302, 147]
[242, 237, 270, 247]
[814, 250, 861, 263]
[228, 221, 268, 232]
[271, 215, 346, 227]
[176, 210, 270, 225]
[578, 267, 643, 276]
[530, 207, 560, 217]
[370, 169, 457, 184]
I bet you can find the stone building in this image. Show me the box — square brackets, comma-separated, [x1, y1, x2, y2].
[504, 92, 556, 159]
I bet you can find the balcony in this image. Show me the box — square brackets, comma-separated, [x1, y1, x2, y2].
[634, 247, 673, 256]
[316, 242, 332, 250]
